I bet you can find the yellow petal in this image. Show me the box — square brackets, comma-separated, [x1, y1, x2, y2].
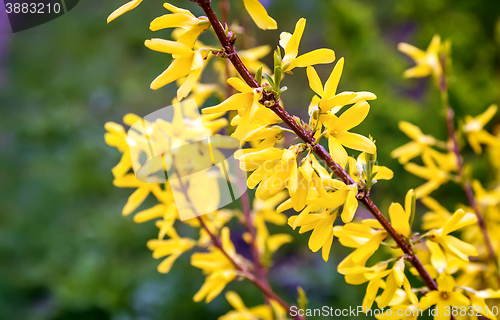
[375, 166, 393, 180]
[328, 136, 348, 168]
[398, 121, 424, 140]
[149, 13, 199, 31]
[378, 273, 398, 308]
[242, 0, 277, 30]
[145, 38, 193, 55]
[239, 147, 284, 163]
[191, 50, 204, 70]
[306, 66, 324, 97]
[442, 209, 477, 234]
[320, 92, 357, 113]
[444, 235, 478, 260]
[134, 204, 166, 223]
[289, 49, 336, 70]
[283, 18, 306, 61]
[299, 159, 314, 181]
[427, 34, 441, 54]
[403, 163, 433, 180]
[426, 241, 446, 273]
[228, 77, 252, 93]
[414, 180, 441, 199]
[157, 253, 180, 274]
[202, 92, 253, 114]
[322, 231, 334, 262]
[448, 292, 470, 308]
[388, 202, 410, 237]
[163, 3, 195, 16]
[341, 188, 358, 223]
[436, 273, 455, 292]
[336, 101, 370, 132]
[419, 291, 440, 310]
[150, 57, 192, 90]
[397, 42, 426, 61]
[268, 234, 293, 252]
[403, 64, 432, 78]
[476, 104, 498, 127]
[347, 91, 377, 104]
[107, 0, 143, 23]
[362, 277, 382, 310]
[324, 57, 344, 100]
[225, 291, 246, 310]
[308, 214, 335, 252]
[292, 172, 308, 211]
[122, 186, 150, 216]
[336, 132, 376, 154]
[279, 32, 292, 51]
[176, 24, 209, 48]
[177, 68, 202, 100]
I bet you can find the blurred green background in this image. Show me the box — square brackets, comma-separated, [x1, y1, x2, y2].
[1, 0, 499, 319]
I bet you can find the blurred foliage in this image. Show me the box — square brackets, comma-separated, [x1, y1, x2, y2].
[0, 0, 499, 319]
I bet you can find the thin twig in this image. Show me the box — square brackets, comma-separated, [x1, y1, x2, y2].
[215, 1, 271, 297]
[439, 55, 500, 286]
[173, 160, 303, 320]
[194, 0, 439, 292]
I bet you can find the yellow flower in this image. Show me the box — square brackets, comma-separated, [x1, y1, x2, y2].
[306, 59, 377, 114]
[288, 209, 338, 262]
[377, 259, 418, 309]
[464, 288, 500, 320]
[463, 104, 500, 153]
[241, 0, 277, 30]
[391, 121, 442, 164]
[419, 273, 470, 317]
[191, 227, 242, 303]
[219, 291, 275, 320]
[347, 152, 394, 184]
[398, 34, 442, 81]
[279, 18, 336, 73]
[144, 38, 209, 98]
[403, 150, 454, 198]
[246, 192, 293, 265]
[147, 228, 196, 273]
[427, 209, 478, 261]
[322, 101, 377, 168]
[238, 146, 295, 200]
[203, 77, 280, 143]
[420, 197, 452, 231]
[388, 189, 415, 238]
[150, 3, 210, 48]
[214, 45, 272, 83]
[336, 222, 388, 283]
[107, 0, 143, 23]
[471, 179, 500, 211]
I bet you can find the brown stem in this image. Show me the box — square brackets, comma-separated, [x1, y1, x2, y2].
[440, 57, 499, 286]
[214, 2, 271, 298]
[193, 0, 438, 292]
[173, 162, 302, 319]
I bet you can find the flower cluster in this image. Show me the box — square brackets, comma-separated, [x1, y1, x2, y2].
[105, 1, 500, 319]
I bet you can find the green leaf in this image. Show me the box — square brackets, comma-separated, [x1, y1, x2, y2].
[409, 189, 416, 230]
[263, 73, 275, 88]
[255, 66, 263, 86]
[274, 65, 283, 93]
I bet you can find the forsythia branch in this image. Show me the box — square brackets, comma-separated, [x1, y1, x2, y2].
[193, 0, 440, 293]
[174, 159, 304, 320]
[440, 56, 500, 286]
